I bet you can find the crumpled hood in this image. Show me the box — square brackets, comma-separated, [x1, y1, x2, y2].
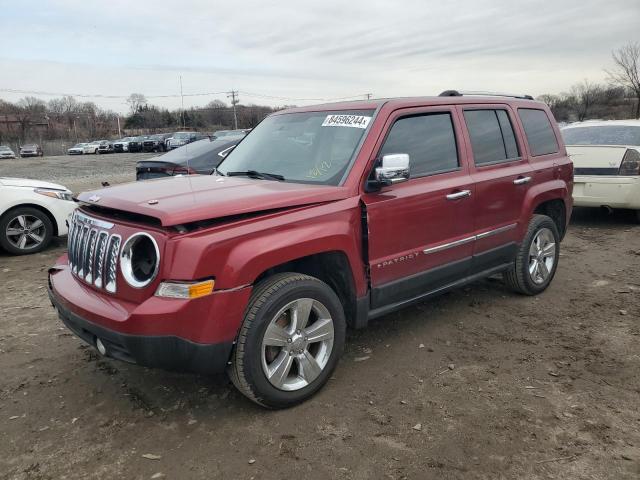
[77, 175, 350, 227]
[0, 177, 69, 190]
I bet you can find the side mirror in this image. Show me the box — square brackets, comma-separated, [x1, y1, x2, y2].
[374, 153, 410, 186]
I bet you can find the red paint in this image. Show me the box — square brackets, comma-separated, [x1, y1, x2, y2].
[51, 96, 572, 350]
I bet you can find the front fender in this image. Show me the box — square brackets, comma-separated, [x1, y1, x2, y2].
[164, 198, 368, 296]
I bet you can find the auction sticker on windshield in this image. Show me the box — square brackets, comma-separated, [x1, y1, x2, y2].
[322, 114, 371, 129]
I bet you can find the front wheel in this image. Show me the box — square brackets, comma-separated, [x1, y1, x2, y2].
[503, 214, 560, 295]
[229, 273, 346, 409]
[0, 207, 53, 255]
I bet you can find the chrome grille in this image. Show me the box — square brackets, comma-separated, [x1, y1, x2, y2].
[67, 211, 119, 293]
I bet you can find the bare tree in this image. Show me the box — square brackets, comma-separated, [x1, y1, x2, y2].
[607, 42, 640, 119]
[126, 93, 147, 115]
[570, 80, 603, 121]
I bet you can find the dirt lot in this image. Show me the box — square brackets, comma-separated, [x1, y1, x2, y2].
[0, 155, 639, 479]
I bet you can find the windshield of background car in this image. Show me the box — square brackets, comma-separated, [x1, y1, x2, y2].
[217, 110, 374, 185]
[173, 133, 191, 139]
[562, 125, 640, 146]
[0, 146, 10, 151]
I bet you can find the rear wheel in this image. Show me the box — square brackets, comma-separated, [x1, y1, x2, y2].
[0, 207, 53, 255]
[229, 273, 346, 409]
[504, 214, 560, 295]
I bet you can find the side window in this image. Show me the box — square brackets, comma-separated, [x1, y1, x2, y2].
[379, 113, 459, 177]
[463, 109, 520, 166]
[518, 108, 559, 156]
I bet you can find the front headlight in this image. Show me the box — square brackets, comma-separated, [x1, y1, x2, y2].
[35, 188, 74, 201]
[120, 233, 160, 288]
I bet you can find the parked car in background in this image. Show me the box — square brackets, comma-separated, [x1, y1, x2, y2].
[97, 141, 114, 154]
[167, 131, 206, 150]
[136, 137, 243, 180]
[113, 137, 135, 153]
[127, 136, 146, 153]
[83, 141, 102, 154]
[19, 144, 43, 157]
[0, 177, 76, 255]
[0, 145, 16, 159]
[562, 120, 640, 222]
[49, 93, 572, 408]
[67, 143, 88, 155]
[143, 133, 172, 153]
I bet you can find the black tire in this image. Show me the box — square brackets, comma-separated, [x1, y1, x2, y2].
[504, 214, 560, 295]
[228, 273, 346, 409]
[0, 206, 54, 255]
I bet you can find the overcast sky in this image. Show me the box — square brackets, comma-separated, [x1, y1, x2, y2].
[1, 0, 639, 113]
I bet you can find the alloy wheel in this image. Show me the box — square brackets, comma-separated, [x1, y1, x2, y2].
[261, 298, 335, 391]
[528, 228, 556, 284]
[5, 214, 46, 250]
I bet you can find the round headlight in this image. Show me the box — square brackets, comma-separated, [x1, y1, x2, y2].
[120, 233, 160, 288]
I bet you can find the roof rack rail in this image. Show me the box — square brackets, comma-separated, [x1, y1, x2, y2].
[438, 90, 534, 100]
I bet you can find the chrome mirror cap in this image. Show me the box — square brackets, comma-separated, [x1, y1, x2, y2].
[375, 153, 410, 185]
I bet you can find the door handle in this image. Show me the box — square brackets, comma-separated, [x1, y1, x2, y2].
[513, 176, 531, 185]
[446, 190, 471, 200]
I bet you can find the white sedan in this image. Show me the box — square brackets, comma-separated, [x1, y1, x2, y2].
[562, 120, 640, 222]
[0, 177, 77, 255]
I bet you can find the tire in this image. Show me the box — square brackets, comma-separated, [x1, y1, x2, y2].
[635, 210, 640, 224]
[503, 214, 560, 295]
[0, 206, 54, 255]
[229, 273, 346, 409]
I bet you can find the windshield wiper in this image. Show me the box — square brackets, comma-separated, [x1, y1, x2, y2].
[226, 170, 285, 181]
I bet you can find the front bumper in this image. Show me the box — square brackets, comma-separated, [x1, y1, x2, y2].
[48, 263, 251, 374]
[573, 175, 640, 209]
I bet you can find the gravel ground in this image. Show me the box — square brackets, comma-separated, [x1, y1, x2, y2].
[0, 153, 158, 193]
[0, 156, 639, 479]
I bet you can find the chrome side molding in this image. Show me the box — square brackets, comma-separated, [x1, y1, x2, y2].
[423, 223, 517, 255]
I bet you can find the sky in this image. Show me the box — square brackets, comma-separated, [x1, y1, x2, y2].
[1, 0, 639, 114]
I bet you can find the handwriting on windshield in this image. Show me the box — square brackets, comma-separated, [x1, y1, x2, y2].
[306, 160, 333, 178]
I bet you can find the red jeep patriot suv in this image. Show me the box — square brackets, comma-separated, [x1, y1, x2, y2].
[48, 92, 573, 408]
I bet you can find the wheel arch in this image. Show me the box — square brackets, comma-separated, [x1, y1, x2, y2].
[0, 203, 59, 236]
[253, 251, 359, 329]
[522, 181, 570, 240]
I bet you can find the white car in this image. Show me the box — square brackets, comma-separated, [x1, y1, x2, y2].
[68, 143, 88, 155]
[562, 120, 640, 222]
[0, 145, 16, 159]
[0, 177, 77, 255]
[83, 141, 102, 154]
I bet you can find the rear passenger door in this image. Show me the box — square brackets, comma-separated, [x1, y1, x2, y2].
[362, 106, 476, 310]
[459, 105, 533, 273]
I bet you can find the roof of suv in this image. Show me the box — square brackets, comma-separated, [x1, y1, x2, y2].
[277, 95, 544, 115]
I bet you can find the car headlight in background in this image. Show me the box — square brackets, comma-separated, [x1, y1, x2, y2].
[35, 188, 74, 201]
[120, 232, 160, 288]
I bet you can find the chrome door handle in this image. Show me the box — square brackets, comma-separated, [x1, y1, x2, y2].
[446, 190, 471, 200]
[513, 176, 531, 185]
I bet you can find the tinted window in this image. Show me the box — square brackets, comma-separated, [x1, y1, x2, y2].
[561, 125, 640, 146]
[518, 108, 559, 156]
[496, 110, 519, 159]
[464, 110, 520, 165]
[379, 113, 458, 177]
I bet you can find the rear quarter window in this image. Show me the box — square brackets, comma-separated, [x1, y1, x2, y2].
[518, 108, 559, 156]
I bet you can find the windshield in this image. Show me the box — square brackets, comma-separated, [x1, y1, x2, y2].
[0, 146, 11, 151]
[562, 125, 640, 146]
[217, 110, 374, 185]
[173, 132, 191, 139]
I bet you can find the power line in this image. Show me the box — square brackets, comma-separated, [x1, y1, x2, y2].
[0, 88, 372, 103]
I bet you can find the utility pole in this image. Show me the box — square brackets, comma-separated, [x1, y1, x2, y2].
[227, 90, 239, 129]
[179, 75, 185, 128]
[365, 93, 373, 100]
[116, 115, 121, 137]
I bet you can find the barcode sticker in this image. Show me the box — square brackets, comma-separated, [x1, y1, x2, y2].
[322, 114, 371, 129]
